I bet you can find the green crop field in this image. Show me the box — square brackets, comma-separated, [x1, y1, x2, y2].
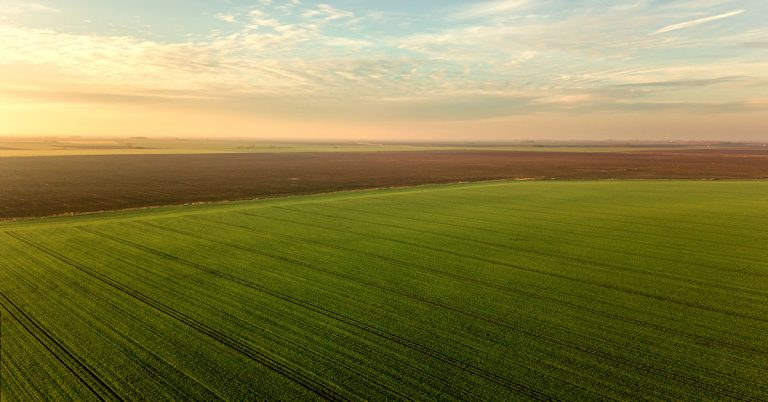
[1, 180, 767, 400]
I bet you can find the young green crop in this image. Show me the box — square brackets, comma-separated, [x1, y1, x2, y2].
[1, 180, 767, 400]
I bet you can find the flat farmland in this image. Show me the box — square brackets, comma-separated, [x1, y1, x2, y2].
[1, 180, 767, 400]
[1, 137, 753, 157]
[2, 149, 768, 219]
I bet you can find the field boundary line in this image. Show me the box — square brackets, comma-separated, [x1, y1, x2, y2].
[0, 180, 518, 228]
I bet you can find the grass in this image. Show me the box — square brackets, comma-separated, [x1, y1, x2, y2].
[1, 180, 767, 400]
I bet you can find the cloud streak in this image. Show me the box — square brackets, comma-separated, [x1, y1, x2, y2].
[651, 10, 745, 35]
[612, 76, 747, 88]
[0, 1, 59, 16]
[215, 13, 236, 23]
[451, 0, 530, 20]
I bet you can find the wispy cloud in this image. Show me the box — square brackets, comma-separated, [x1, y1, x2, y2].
[1, 0, 767, 129]
[215, 13, 236, 23]
[651, 10, 745, 35]
[612, 76, 747, 88]
[451, 0, 530, 20]
[0, 1, 59, 15]
[302, 4, 354, 21]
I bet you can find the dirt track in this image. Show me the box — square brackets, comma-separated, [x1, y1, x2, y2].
[2, 149, 767, 219]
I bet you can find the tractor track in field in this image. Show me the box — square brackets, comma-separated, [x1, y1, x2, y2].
[85, 219, 758, 400]
[280, 202, 768, 282]
[337, 195, 768, 273]
[136, 219, 615, 400]
[431, 194, 768, 268]
[318, 194, 768, 268]
[449, 193, 768, 251]
[64, 235, 421, 402]
[267, 206, 768, 324]
[0, 243, 229, 401]
[141, 218, 755, 399]
[328, 187, 765, 246]
[172, 215, 768, 358]
[224, 210, 768, 397]
[5, 231, 351, 402]
[0, 292, 123, 402]
[311, 202, 768, 294]
[73, 227, 481, 401]
[74, 226, 560, 401]
[511, 189, 768, 223]
[95, 248, 412, 401]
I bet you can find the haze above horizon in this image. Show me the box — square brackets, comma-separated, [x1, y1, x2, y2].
[1, 0, 767, 140]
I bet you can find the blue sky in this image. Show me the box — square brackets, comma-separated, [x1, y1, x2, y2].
[1, 0, 767, 140]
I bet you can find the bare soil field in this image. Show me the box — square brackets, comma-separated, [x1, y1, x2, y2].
[2, 149, 767, 219]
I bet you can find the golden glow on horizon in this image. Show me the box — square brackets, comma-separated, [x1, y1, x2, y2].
[4, 96, 767, 141]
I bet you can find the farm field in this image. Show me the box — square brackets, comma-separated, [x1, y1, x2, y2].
[2, 149, 768, 219]
[1, 180, 767, 400]
[1, 137, 757, 157]
[0, 138, 471, 157]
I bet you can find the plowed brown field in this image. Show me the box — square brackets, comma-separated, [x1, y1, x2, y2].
[2, 149, 767, 219]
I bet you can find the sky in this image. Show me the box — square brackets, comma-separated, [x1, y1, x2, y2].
[1, 0, 767, 141]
